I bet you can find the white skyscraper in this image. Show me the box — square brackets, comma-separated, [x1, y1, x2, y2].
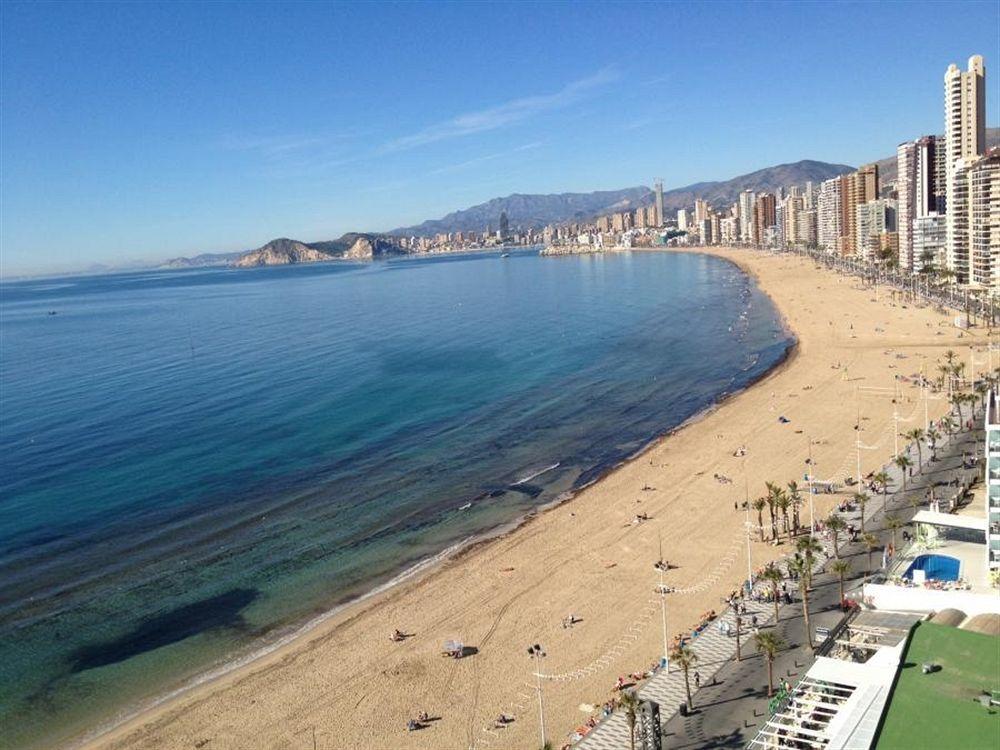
[817, 177, 842, 253]
[738, 190, 756, 243]
[944, 55, 986, 283]
[897, 141, 917, 271]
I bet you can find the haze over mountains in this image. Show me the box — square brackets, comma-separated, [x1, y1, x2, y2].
[129, 128, 999, 272]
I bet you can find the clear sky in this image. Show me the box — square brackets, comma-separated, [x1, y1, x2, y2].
[1, 0, 998, 276]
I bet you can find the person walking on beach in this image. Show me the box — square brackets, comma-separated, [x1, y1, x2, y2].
[694, 671, 701, 689]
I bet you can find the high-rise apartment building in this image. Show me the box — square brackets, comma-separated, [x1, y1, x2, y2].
[720, 216, 739, 245]
[968, 149, 1000, 289]
[654, 181, 664, 227]
[913, 214, 947, 273]
[785, 195, 804, 244]
[897, 141, 918, 271]
[677, 209, 689, 232]
[840, 164, 879, 256]
[817, 177, 843, 253]
[856, 199, 897, 259]
[694, 199, 708, 225]
[738, 190, 756, 243]
[944, 55, 986, 283]
[753, 193, 776, 246]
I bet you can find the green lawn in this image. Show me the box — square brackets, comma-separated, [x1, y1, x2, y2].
[875, 621, 1000, 750]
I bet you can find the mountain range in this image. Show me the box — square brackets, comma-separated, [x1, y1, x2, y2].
[388, 160, 855, 236]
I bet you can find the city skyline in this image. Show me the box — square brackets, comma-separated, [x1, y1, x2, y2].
[2, 1, 999, 276]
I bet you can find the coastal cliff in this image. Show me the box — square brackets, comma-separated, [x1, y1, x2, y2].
[230, 234, 407, 267]
[232, 239, 334, 268]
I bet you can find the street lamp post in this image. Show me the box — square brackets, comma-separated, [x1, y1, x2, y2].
[655, 533, 670, 673]
[527, 644, 547, 749]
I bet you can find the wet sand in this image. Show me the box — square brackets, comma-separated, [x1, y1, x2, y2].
[84, 248, 985, 750]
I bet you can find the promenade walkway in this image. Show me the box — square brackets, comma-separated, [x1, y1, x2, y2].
[574, 411, 981, 750]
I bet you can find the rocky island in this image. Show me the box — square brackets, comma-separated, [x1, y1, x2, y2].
[231, 234, 408, 268]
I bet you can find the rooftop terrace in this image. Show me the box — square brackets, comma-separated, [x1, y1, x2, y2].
[874, 621, 1000, 749]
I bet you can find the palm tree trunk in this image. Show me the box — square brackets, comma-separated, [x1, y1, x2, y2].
[802, 588, 813, 649]
[838, 574, 845, 607]
[772, 584, 780, 623]
[758, 511, 765, 542]
[735, 617, 741, 661]
[683, 668, 692, 708]
[766, 658, 774, 697]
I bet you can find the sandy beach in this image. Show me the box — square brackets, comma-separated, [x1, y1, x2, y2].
[85, 248, 987, 750]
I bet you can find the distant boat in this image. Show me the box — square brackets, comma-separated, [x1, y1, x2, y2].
[458, 502, 472, 511]
[500, 252, 510, 258]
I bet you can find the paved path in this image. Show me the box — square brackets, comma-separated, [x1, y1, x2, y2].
[573, 411, 982, 750]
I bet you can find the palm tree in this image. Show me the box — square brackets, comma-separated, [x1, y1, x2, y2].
[752, 497, 767, 542]
[765, 482, 780, 541]
[862, 532, 879, 580]
[787, 481, 802, 535]
[830, 559, 851, 608]
[873, 470, 891, 511]
[754, 630, 784, 697]
[796, 533, 823, 563]
[671, 643, 699, 709]
[734, 614, 743, 661]
[950, 392, 965, 426]
[788, 555, 814, 650]
[760, 565, 783, 624]
[926, 427, 941, 460]
[854, 492, 869, 534]
[885, 514, 903, 550]
[903, 427, 925, 468]
[937, 363, 952, 392]
[826, 513, 847, 559]
[940, 415, 956, 436]
[618, 690, 640, 750]
[894, 454, 913, 493]
[964, 392, 978, 423]
[775, 491, 791, 539]
[975, 381, 989, 411]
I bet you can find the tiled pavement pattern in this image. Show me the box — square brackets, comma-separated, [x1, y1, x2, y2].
[574, 413, 979, 750]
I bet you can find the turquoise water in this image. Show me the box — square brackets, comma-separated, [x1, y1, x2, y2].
[904, 554, 961, 582]
[0, 249, 791, 747]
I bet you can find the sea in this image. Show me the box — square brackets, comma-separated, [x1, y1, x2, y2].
[0, 248, 793, 747]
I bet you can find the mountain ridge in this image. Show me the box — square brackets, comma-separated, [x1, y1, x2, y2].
[388, 159, 854, 236]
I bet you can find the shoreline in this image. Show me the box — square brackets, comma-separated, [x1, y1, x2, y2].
[70, 248, 794, 750]
[81, 247, 979, 750]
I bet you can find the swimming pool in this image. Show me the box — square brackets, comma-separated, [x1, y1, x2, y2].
[903, 554, 960, 582]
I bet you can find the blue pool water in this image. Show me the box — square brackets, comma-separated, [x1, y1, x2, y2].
[904, 554, 961, 582]
[0, 249, 792, 746]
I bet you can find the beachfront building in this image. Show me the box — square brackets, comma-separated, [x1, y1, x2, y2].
[969, 149, 1000, 291]
[897, 141, 918, 270]
[720, 216, 739, 245]
[753, 193, 776, 246]
[944, 55, 986, 284]
[817, 176, 843, 254]
[796, 208, 818, 247]
[987, 392, 1000, 571]
[856, 198, 896, 260]
[841, 164, 879, 256]
[913, 213, 947, 273]
[739, 190, 756, 243]
[677, 208, 688, 232]
[654, 180, 664, 227]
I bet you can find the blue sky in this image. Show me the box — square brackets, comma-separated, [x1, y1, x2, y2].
[2, 1, 998, 276]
